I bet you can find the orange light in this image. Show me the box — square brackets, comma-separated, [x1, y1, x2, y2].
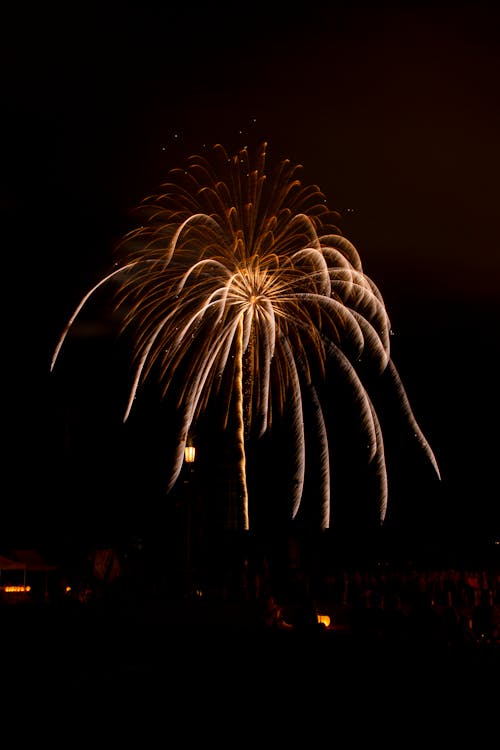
[317, 614, 331, 628]
[3, 585, 31, 593]
[184, 445, 196, 463]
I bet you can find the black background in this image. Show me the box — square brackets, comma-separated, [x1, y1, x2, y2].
[3, 2, 499, 563]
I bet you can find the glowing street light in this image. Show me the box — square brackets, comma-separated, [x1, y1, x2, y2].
[184, 445, 196, 464]
[183, 439, 197, 591]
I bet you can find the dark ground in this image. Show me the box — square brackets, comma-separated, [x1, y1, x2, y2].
[1, 593, 498, 742]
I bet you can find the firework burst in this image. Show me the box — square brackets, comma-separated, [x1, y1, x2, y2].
[51, 142, 440, 532]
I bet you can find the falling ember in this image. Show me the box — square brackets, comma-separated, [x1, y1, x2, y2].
[51, 142, 440, 532]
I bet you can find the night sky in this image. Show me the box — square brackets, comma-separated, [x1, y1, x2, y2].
[3, 1, 499, 559]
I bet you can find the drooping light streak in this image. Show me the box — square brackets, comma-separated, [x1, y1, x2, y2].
[51, 142, 440, 531]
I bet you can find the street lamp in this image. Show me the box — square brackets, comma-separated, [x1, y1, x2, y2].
[183, 440, 197, 592]
[184, 445, 196, 464]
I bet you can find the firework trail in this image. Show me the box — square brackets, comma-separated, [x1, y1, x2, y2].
[51, 142, 440, 531]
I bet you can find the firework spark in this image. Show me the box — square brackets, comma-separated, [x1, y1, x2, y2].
[51, 142, 440, 531]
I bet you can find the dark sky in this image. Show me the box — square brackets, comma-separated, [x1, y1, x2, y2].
[3, 1, 499, 555]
